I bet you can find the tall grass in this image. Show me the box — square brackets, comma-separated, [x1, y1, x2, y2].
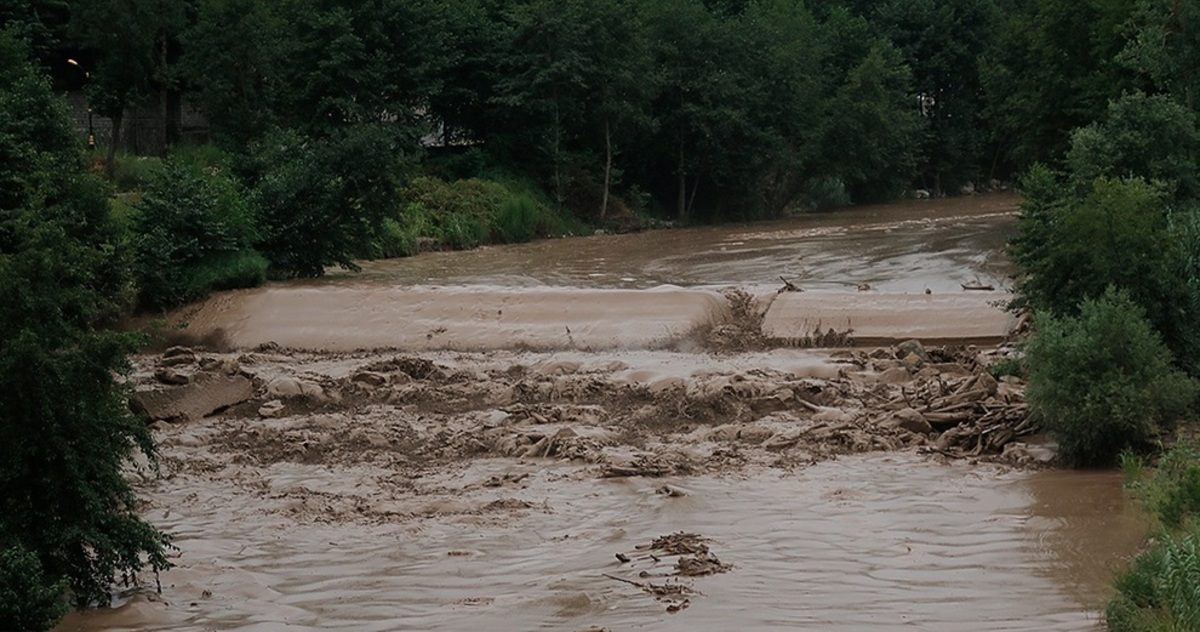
[1109, 445, 1200, 632]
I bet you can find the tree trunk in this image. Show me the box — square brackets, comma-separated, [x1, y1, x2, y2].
[601, 118, 612, 221]
[677, 132, 686, 219]
[106, 106, 124, 178]
[553, 100, 565, 213]
[687, 172, 701, 218]
[159, 37, 169, 157]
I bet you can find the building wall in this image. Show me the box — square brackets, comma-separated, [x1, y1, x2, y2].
[64, 90, 208, 156]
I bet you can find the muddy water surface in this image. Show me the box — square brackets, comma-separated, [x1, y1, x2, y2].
[60, 193, 1151, 632]
[336, 194, 1018, 293]
[58, 457, 1142, 632]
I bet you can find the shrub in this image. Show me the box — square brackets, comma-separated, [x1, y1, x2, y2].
[246, 124, 410, 277]
[108, 153, 163, 193]
[131, 160, 265, 310]
[0, 546, 66, 632]
[1024, 288, 1196, 466]
[1108, 522, 1200, 632]
[394, 177, 504, 251]
[168, 142, 233, 172]
[1143, 447, 1200, 530]
[801, 176, 851, 212]
[495, 194, 547, 243]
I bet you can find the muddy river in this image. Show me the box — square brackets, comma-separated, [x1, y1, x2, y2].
[57, 194, 1148, 632]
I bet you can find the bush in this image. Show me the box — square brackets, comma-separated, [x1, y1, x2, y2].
[0, 546, 66, 632]
[168, 142, 233, 172]
[1142, 447, 1200, 530]
[1024, 288, 1196, 466]
[390, 177, 505, 252]
[131, 160, 265, 310]
[495, 194, 549, 243]
[1108, 522, 1200, 632]
[801, 176, 851, 212]
[246, 124, 411, 277]
[99, 152, 163, 193]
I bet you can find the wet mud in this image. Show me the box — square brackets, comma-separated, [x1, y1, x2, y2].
[58, 194, 1148, 631]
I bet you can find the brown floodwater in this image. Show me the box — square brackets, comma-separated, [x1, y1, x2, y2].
[57, 456, 1144, 632]
[60, 193, 1151, 631]
[328, 193, 1018, 293]
[178, 194, 1020, 352]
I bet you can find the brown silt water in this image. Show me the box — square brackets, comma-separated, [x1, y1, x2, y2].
[58, 194, 1147, 632]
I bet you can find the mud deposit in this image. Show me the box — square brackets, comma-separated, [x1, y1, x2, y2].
[58, 195, 1147, 631]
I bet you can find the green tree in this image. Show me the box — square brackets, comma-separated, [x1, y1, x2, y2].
[179, 0, 289, 147]
[494, 0, 653, 216]
[1013, 176, 1200, 372]
[245, 124, 412, 277]
[819, 40, 923, 202]
[983, 0, 1139, 170]
[1066, 91, 1200, 200]
[1122, 0, 1200, 111]
[69, 0, 186, 169]
[868, 0, 999, 192]
[1025, 288, 1196, 466]
[0, 30, 169, 628]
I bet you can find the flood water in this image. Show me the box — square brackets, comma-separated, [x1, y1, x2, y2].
[57, 457, 1143, 632]
[58, 193, 1151, 631]
[334, 194, 1018, 293]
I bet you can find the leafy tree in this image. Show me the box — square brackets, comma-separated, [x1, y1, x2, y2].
[0, 29, 170, 628]
[642, 0, 743, 219]
[1066, 91, 1200, 200]
[0, 0, 70, 65]
[1012, 176, 1200, 372]
[1025, 289, 1196, 466]
[69, 0, 186, 169]
[494, 0, 654, 216]
[245, 124, 412, 277]
[426, 0, 508, 147]
[1122, 0, 1200, 111]
[869, 0, 1000, 192]
[179, 0, 290, 147]
[983, 0, 1139, 170]
[131, 160, 266, 310]
[0, 546, 66, 631]
[726, 0, 828, 217]
[819, 40, 922, 202]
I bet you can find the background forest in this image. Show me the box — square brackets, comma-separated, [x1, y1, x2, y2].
[5, 0, 1189, 294]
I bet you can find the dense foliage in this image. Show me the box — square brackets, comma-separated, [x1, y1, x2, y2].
[132, 160, 265, 310]
[0, 29, 170, 630]
[1024, 289, 1196, 466]
[1109, 447, 1200, 632]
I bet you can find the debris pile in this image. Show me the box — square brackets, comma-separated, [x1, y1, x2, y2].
[128, 338, 1044, 481]
[605, 532, 731, 613]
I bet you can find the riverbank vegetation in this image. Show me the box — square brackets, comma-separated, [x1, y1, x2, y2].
[0, 0, 1114, 309]
[5, 0, 1200, 629]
